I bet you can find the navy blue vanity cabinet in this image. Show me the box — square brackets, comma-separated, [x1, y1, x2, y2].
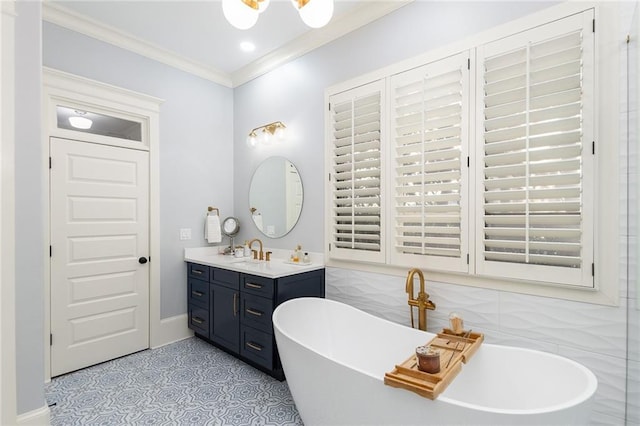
[187, 263, 210, 336]
[209, 268, 240, 352]
[239, 268, 325, 380]
[187, 262, 324, 381]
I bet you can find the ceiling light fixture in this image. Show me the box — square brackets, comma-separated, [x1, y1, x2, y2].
[246, 121, 286, 147]
[223, 0, 334, 30]
[68, 111, 93, 130]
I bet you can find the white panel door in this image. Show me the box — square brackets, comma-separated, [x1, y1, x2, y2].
[50, 137, 149, 376]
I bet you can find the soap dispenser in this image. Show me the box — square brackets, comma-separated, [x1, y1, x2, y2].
[243, 241, 251, 257]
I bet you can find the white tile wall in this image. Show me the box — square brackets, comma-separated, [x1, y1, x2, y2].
[625, 2, 639, 423]
[326, 269, 630, 424]
[628, 359, 640, 425]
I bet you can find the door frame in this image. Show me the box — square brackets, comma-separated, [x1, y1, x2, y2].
[43, 67, 163, 381]
[1, 2, 17, 423]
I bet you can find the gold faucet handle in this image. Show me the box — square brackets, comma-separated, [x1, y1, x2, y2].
[252, 249, 258, 260]
[265, 251, 272, 262]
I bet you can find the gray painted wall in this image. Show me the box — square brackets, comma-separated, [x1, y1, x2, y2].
[232, 1, 558, 251]
[15, 0, 44, 415]
[42, 22, 235, 320]
[16, 9, 236, 413]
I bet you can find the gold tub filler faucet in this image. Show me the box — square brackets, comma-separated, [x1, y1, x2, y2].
[405, 268, 436, 331]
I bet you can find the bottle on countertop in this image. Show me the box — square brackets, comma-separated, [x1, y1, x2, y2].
[292, 245, 302, 262]
[303, 252, 310, 263]
[243, 241, 251, 257]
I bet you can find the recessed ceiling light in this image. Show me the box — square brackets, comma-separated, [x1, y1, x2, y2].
[240, 41, 256, 52]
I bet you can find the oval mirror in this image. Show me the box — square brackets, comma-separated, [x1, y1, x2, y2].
[249, 157, 303, 238]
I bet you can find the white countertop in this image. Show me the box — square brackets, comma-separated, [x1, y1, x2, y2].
[184, 246, 324, 279]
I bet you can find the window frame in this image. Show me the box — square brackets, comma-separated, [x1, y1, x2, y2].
[474, 10, 595, 289]
[326, 79, 387, 264]
[388, 51, 472, 274]
[324, 1, 621, 306]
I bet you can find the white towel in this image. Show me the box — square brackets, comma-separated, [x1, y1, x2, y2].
[205, 214, 222, 243]
[252, 213, 263, 231]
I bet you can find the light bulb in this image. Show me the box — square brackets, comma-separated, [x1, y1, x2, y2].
[68, 116, 93, 129]
[222, 0, 259, 30]
[246, 133, 257, 147]
[298, 0, 334, 28]
[275, 125, 286, 141]
[259, 129, 271, 145]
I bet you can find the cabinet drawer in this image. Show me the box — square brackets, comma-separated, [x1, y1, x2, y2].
[188, 278, 209, 309]
[241, 327, 273, 369]
[240, 293, 273, 333]
[242, 274, 274, 298]
[189, 306, 209, 335]
[211, 267, 239, 290]
[188, 263, 210, 281]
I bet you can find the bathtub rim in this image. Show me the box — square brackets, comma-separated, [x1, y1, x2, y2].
[272, 297, 598, 417]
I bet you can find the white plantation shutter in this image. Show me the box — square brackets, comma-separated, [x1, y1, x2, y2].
[390, 52, 470, 272]
[476, 11, 594, 286]
[328, 80, 385, 263]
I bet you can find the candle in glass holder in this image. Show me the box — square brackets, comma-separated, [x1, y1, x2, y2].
[415, 345, 440, 374]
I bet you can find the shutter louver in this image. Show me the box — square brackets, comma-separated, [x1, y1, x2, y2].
[390, 53, 470, 272]
[478, 11, 594, 286]
[329, 81, 385, 262]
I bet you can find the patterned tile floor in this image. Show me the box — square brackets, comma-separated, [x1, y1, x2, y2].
[45, 337, 303, 425]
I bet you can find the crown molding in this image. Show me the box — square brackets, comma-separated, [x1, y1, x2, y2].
[42, 1, 234, 88]
[42, 1, 414, 89]
[230, 0, 414, 87]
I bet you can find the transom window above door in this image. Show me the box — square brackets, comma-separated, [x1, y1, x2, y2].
[56, 105, 143, 142]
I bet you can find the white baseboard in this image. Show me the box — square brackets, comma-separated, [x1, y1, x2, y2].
[151, 313, 192, 349]
[16, 404, 50, 426]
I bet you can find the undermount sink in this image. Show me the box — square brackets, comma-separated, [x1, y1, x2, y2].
[223, 257, 248, 264]
[222, 257, 265, 265]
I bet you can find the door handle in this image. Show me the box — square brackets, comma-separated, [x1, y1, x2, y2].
[246, 308, 263, 317]
[245, 282, 262, 289]
[138, 257, 148, 264]
[233, 293, 238, 317]
[246, 342, 263, 351]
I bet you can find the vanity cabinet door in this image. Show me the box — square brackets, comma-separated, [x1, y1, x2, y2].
[241, 274, 274, 298]
[240, 293, 274, 334]
[210, 283, 239, 352]
[188, 263, 210, 281]
[188, 278, 209, 309]
[240, 327, 273, 369]
[189, 306, 209, 336]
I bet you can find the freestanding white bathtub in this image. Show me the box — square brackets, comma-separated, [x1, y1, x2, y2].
[273, 297, 597, 426]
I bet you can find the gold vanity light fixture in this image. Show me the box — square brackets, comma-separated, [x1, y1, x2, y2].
[246, 121, 286, 147]
[222, 0, 334, 30]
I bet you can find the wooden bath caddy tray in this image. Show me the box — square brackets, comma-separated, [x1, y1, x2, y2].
[384, 329, 484, 400]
